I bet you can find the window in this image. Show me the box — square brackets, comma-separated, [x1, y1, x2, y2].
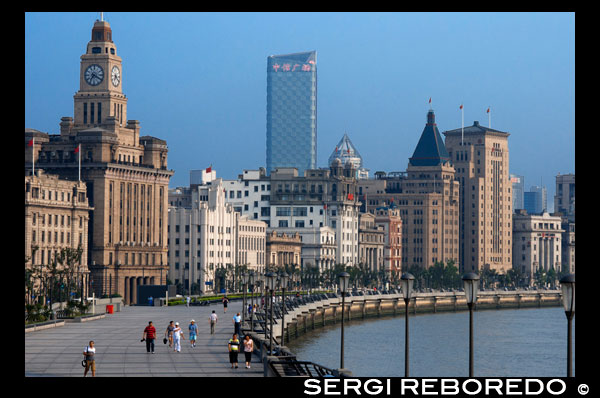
[83, 103, 88, 124]
[278, 220, 288, 227]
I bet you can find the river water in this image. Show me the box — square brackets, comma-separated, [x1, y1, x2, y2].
[285, 307, 574, 377]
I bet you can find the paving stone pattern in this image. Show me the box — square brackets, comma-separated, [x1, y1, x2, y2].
[25, 300, 262, 377]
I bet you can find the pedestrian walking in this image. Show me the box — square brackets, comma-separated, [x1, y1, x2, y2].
[233, 312, 242, 336]
[148, 296, 154, 306]
[83, 340, 96, 377]
[142, 321, 157, 354]
[165, 321, 175, 348]
[228, 333, 240, 369]
[186, 296, 191, 307]
[243, 334, 254, 369]
[188, 320, 198, 347]
[209, 310, 218, 334]
[172, 322, 185, 352]
[248, 303, 252, 318]
[222, 296, 229, 313]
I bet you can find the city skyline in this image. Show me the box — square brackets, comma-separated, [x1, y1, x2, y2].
[25, 12, 574, 211]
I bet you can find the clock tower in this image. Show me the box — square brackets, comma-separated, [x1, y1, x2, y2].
[74, 19, 127, 128]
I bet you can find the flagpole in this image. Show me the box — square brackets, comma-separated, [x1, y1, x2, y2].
[78, 143, 81, 182]
[461, 104, 464, 146]
[32, 138, 35, 176]
[488, 106, 491, 128]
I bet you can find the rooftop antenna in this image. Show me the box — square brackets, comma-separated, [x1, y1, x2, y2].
[101, 12, 104, 21]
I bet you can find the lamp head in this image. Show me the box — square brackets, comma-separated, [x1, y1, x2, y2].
[559, 273, 575, 314]
[338, 272, 350, 293]
[462, 272, 480, 304]
[400, 273, 415, 300]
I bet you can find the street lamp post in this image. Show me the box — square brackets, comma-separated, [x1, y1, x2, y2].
[279, 272, 289, 345]
[462, 272, 480, 378]
[338, 272, 350, 370]
[265, 272, 276, 355]
[241, 273, 248, 325]
[401, 272, 415, 377]
[248, 272, 255, 332]
[559, 273, 575, 377]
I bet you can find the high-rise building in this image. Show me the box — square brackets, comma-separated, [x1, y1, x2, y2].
[266, 51, 317, 176]
[554, 173, 575, 220]
[510, 174, 525, 211]
[360, 109, 460, 272]
[443, 120, 512, 274]
[25, 18, 173, 304]
[524, 185, 547, 215]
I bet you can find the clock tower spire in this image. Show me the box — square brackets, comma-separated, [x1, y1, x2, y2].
[73, 18, 127, 129]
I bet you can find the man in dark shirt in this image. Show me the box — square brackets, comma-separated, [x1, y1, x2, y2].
[142, 321, 157, 353]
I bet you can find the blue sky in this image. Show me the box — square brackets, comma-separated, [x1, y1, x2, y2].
[25, 12, 574, 211]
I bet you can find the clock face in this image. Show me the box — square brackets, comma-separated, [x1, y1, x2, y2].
[111, 66, 120, 87]
[84, 64, 104, 86]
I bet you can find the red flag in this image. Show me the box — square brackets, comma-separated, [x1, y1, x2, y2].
[74, 146, 79, 154]
[347, 148, 350, 154]
[206, 166, 212, 173]
[347, 193, 354, 200]
[429, 97, 431, 104]
[324, 204, 327, 210]
[335, 146, 338, 153]
[460, 104, 463, 110]
[27, 139, 33, 147]
[487, 107, 490, 113]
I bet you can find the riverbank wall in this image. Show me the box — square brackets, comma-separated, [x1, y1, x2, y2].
[277, 290, 562, 345]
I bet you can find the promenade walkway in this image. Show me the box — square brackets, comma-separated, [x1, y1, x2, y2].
[25, 300, 263, 377]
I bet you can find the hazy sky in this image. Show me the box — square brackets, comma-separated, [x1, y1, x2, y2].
[25, 12, 574, 211]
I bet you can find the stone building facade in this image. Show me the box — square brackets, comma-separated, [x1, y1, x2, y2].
[358, 212, 384, 273]
[25, 19, 172, 304]
[360, 110, 460, 272]
[444, 120, 512, 274]
[512, 210, 563, 286]
[25, 170, 93, 298]
[266, 231, 303, 268]
[167, 179, 266, 294]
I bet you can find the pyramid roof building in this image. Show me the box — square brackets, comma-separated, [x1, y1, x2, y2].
[409, 109, 451, 167]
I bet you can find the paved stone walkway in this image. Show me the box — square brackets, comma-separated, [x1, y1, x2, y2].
[25, 300, 263, 377]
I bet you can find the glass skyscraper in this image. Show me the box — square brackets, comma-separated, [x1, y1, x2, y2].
[266, 51, 317, 176]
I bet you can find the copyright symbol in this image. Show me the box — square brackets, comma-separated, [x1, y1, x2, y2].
[578, 384, 589, 395]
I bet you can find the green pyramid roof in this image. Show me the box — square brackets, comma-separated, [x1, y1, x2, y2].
[409, 110, 450, 167]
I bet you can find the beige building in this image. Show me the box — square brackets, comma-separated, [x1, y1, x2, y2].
[272, 226, 337, 273]
[512, 210, 563, 285]
[360, 109, 460, 272]
[25, 170, 93, 298]
[444, 120, 512, 274]
[266, 230, 303, 268]
[358, 212, 384, 272]
[25, 19, 172, 304]
[237, 215, 268, 274]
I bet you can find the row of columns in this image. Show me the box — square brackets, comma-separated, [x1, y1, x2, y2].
[123, 276, 156, 305]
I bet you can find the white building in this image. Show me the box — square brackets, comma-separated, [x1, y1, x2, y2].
[512, 210, 563, 286]
[168, 178, 266, 294]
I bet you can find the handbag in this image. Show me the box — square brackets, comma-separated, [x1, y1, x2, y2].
[163, 338, 168, 344]
[81, 359, 87, 367]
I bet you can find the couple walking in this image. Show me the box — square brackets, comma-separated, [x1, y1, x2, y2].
[228, 333, 254, 369]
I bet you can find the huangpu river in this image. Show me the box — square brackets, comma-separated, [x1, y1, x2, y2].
[286, 306, 574, 377]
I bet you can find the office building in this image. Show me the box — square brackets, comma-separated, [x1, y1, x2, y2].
[510, 174, 525, 211]
[266, 51, 317, 175]
[554, 173, 575, 220]
[444, 120, 512, 274]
